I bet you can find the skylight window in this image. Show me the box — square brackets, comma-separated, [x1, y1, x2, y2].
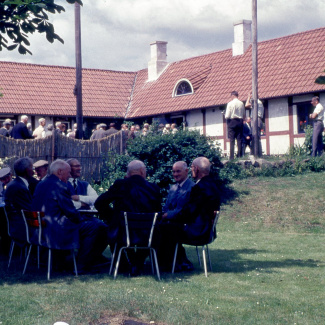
[173, 79, 193, 97]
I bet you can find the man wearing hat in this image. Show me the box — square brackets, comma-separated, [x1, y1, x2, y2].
[33, 160, 49, 181]
[90, 123, 107, 140]
[0, 167, 12, 254]
[0, 119, 12, 137]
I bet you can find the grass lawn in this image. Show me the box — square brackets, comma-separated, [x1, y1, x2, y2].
[0, 172, 324, 325]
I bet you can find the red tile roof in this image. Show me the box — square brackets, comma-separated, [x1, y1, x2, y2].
[1, 27, 325, 119]
[0, 62, 136, 117]
[128, 27, 325, 118]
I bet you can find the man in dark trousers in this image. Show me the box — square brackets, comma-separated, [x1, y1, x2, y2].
[32, 159, 109, 272]
[242, 117, 252, 155]
[95, 159, 161, 274]
[11, 115, 33, 140]
[225, 91, 244, 159]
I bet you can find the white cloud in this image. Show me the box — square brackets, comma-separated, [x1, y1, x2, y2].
[1, 0, 324, 71]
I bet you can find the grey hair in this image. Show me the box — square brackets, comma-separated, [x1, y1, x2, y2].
[192, 157, 211, 174]
[55, 121, 61, 127]
[127, 160, 146, 176]
[47, 124, 53, 131]
[66, 158, 79, 166]
[50, 159, 70, 175]
[173, 161, 187, 170]
[14, 157, 33, 176]
[21, 115, 28, 121]
[39, 117, 45, 123]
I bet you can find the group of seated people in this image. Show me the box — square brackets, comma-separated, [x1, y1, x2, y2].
[0, 155, 220, 275]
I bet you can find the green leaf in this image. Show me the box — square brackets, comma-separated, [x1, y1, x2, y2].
[315, 76, 325, 84]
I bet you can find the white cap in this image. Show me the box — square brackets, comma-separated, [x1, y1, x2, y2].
[0, 167, 11, 179]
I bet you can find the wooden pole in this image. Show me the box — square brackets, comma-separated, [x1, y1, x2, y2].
[75, 3, 83, 139]
[252, 0, 259, 157]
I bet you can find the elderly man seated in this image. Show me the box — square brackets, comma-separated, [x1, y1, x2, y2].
[162, 157, 221, 268]
[32, 159, 110, 272]
[95, 160, 161, 275]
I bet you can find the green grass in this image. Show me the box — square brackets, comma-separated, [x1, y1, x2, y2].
[1, 173, 325, 325]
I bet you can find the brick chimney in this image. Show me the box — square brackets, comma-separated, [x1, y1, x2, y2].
[148, 41, 168, 81]
[232, 20, 252, 56]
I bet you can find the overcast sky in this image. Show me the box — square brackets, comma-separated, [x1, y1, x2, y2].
[1, 0, 324, 71]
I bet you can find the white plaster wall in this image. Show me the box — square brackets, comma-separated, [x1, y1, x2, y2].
[293, 95, 312, 103]
[187, 110, 203, 134]
[294, 137, 305, 147]
[205, 108, 223, 137]
[268, 98, 289, 132]
[269, 135, 290, 154]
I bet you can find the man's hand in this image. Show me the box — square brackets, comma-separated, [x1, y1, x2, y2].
[162, 213, 168, 219]
[71, 195, 80, 201]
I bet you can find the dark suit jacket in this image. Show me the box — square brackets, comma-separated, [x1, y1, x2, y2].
[174, 175, 220, 245]
[104, 128, 118, 137]
[11, 122, 33, 139]
[32, 174, 80, 249]
[95, 174, 161, 242]
[90, 129, 107, 140]
[163, 178, 195, 219]
[242, 122, 252, 144]
[4, 177, 33, 241]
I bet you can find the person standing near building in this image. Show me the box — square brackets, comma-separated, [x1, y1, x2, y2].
[225, 91, 245, 159]
[0, 119, 12, 137]
[32, 117, 46, 139]
[309, 96, 324, 157]
[11, 115, 33, 139]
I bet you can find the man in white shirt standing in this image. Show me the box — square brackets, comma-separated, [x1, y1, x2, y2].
[66, 158, 98, 210]
[225, 91, 245, 160]
[310, 96, 324, 157]
[32, 118, 46, 139]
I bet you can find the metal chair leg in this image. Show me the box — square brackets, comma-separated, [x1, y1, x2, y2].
[172, 243, 178, 274]
[202, 246, 208, 277]
[23, 245, 32, 275]
[8, 241, 14, 268]
[206, 245, 212, 271]
[149, 250, 155, 275]
[114, 248, 124, 279]
[47, 249, 51, 280]
[109, 244, 117, 275]
[72, 251, 78, 277]
[151, 249, 160, 281]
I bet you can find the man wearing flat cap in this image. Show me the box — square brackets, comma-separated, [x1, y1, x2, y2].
[33, 160, 49, 181]
[0, 119, 12, 137]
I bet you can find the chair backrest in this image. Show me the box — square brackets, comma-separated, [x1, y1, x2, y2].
[209, 211, 220, 244]
[21, 210, 45, 245]
[121, 212, 159, 248]
[4, 204, 28, 243]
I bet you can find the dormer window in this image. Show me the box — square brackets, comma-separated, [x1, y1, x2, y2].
[173, 79, 193, 97]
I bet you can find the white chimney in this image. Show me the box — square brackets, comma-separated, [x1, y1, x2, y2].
[232, 20, 252, 56]
[148, 41, 168, 81]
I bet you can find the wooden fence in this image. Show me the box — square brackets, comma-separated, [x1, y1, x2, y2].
[0, 131, 125, 182]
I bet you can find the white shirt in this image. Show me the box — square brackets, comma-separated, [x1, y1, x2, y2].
[313, 102, 324, 121]
[68, 178, 98, 209]
[225, 98, 244, 119]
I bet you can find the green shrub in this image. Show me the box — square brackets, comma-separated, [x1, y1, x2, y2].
[98, 129, 225, 198]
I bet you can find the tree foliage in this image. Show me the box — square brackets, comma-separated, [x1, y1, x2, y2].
[0, 0, 82, 55]
[98, 129, 225, 198]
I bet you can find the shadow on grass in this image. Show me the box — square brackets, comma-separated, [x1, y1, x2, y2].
[1, 246, 322, 285]
[186, 246, 322, 274]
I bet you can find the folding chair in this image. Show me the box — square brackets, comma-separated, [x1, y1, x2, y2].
[21, 210, 78, 280]
[3, 206, 29, 269]
[172, 211, 220, 277]
[111, 212, 160, 280]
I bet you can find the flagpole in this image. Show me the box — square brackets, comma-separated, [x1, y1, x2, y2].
[75, 2, 83, 139]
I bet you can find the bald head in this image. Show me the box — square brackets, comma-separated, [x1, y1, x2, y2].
[191, 157, 211, 180]
[127, 160, 146, 178]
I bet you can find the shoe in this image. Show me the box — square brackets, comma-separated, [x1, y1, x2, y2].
[180, 261, 194, 272]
